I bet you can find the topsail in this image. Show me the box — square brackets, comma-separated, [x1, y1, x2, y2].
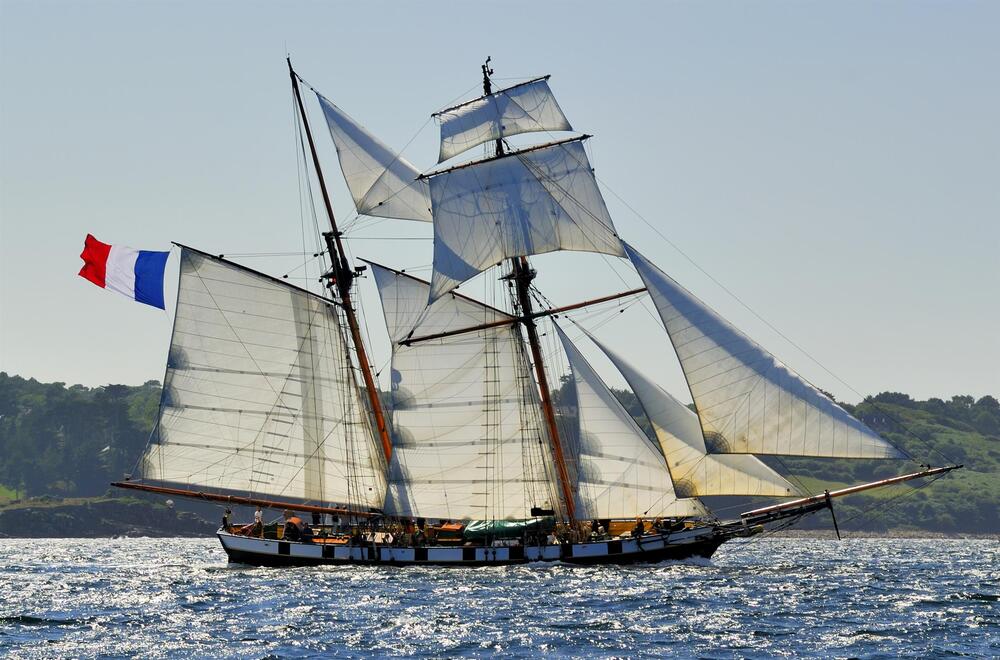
[316, 94, 432, 223]
[434, 77, 572, 163]
[427, 138, 624, 302]
[625, 243, 903, 459]
[141, 247, 387, 510]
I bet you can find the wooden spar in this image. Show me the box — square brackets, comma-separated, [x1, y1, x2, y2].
[399, 287, 647, 346]
[432, 74, 551, 117]
[511, 256, 577, 525]
[111, 481, 378, 517]
[287, 58, 393, 463]
[419, 135, 592, 179]
[740, 465, 962, 519]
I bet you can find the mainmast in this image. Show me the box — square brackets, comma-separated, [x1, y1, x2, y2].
[480, 60, 577, 524]
[287, 58, 394, 464]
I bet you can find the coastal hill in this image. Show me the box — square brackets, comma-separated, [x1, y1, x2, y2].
[0, 372, 996, 535]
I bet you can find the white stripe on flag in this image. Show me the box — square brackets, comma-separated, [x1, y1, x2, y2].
[105, 246, 139, 298]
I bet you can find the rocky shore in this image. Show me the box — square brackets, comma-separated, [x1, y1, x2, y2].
[0, 496, 217, 538]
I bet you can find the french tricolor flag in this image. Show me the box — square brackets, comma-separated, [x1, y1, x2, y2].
[78, 234, 169, 309]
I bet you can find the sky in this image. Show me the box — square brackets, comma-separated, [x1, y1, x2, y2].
[1, 0, 997, 404]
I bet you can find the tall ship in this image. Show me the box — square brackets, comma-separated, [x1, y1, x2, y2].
[113, 59, 959, 566]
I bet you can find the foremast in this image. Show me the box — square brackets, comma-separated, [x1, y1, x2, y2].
[287, 58, 393, 464]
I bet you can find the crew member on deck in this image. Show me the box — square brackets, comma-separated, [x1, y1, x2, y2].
[631, 517, 645, 539]
[253, 506, 264, 537]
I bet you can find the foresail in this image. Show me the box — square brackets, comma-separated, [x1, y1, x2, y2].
[427, 138, 623, 302]
[625, 243, 904, 459]
[586, 332, 799, 498]
[141, 247, 387, 510]
[316, 94, 432, 222]
[370, 262, 559, 520]
[435, 77, 573, 162]
[554, 324, 708, 519]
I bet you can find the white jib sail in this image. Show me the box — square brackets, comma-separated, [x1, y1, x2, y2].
[370, 262, 559, 520]
[427, 139, 624, 302]
[625, 243, 904, 459]
[553, 324, 708, 519]
[435, 77, 573, 162]
[316, 94, 432, 223]
[585, 331, 799, 498]
[142, 248, 387, 510]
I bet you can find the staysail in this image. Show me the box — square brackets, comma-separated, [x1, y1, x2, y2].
[625, 243, 904, 459]
[140, 247, 387, 510]
[585, 331, 799, 498]
[370, 262, 560, 520]
[553, 324, 708, 518]
[426, 138, 624, 302]
[434, 77, 573, 162]
[316, 94, 432, 223]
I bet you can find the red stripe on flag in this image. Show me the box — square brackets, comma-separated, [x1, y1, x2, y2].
[78, 233, 112, 288]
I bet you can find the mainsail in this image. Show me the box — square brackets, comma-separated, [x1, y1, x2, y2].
[140, 247, 387, 510]
[585, 331, 799, 498]
[434, 77, 572, 162]
[554, 324, 708, 518]
[426, 138, 624, 302]
[316, 94, 432, 223]
[625, 243, 904, 459]
[370, 263, 560, 520]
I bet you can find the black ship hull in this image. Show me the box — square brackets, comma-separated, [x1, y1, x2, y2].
[218, 526, 727, 568]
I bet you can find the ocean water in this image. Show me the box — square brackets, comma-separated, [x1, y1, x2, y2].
[0, 537, 996, 658]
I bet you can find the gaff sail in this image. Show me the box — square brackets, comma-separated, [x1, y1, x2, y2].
[369, 262, 560, 520]
[139, 246, 387, 511]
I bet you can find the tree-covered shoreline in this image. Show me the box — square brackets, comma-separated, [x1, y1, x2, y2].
[0, 372, 996, 534]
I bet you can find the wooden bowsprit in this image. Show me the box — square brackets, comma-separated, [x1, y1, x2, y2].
[717, 465, 962, 538]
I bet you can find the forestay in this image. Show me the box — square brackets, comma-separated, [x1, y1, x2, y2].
[142, 248, 387, 510]
[586, 331, 799, 498]
[316, 94, 432, 223]
[370, 263, 559, 520]
[427, 139, 624, 302]
[554, 324, 708, 519]
[625, 243, 904, 459]
[435, 77, 573, 162]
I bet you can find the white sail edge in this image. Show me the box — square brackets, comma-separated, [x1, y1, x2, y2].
[142, 247, 387, 510]
[427, 139, 624, 303]
[553, 323, 709, 519]
[369, 262, 560, 521]
[582, 329, 800, 498]
[315, 93, 432, 223]
[435, 77, 573, 163]
[623, 242, 905, 460]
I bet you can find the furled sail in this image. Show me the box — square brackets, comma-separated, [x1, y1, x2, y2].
[427, 138, 624, 302]
[585, 331, 799, 498]
[141, 247, 387, 510]
[553, 324, 708, 519]
[434, 77, 573, 163]
[625, 243, 904, 459]
[315, 94, 432, 223]
[370, 262, 560, 520]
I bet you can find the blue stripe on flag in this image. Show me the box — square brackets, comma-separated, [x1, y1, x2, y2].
[133, 250, 169, 309]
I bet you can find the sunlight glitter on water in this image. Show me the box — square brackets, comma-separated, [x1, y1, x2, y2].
[0, 537, 996, 658]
